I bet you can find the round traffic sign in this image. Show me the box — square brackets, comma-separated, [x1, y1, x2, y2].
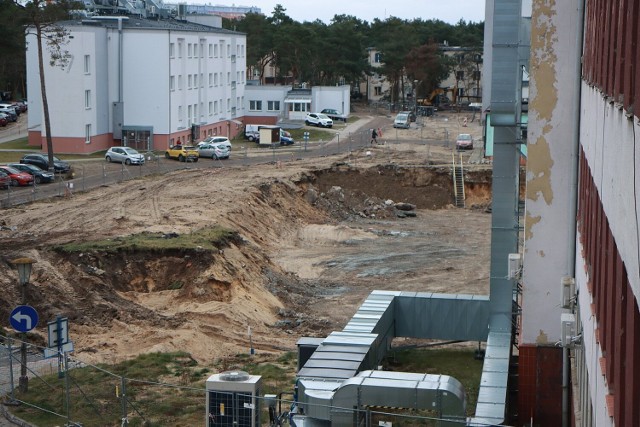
[10, 305, 39, 333]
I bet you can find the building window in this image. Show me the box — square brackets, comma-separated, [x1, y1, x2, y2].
[214, 100, 218, 114]
[178, 75, 183, 90]
[178, 105, 183, 122]
[227, 98, 231, 111]
[200, 73, 204, 88]
[214, 73, 219, 86]
[249, 100, 262, 111]
[178, 41, 183, 58]
[169, 43, 175, 58]
[193, 74, 198, 88]
[84, 90, 91, 109]
[214, 44, 218, 57]
[227, 72, 231, 85]
[227, 44, 230, 57]
[170, 75, 175, 91]
[209, 73, 213, 87]
[267, 101, 280, 111]
[188, 105, 192, 126]
[193, 43, 198, 58]
[85, 124, 91, 143]
[208, 43, 213, 57]
[374, 86, 382, 96]
[473, 70, 481, 80]
[374, 52, 382, 63]
[456, 71, 465, 81]
[209, 101, 213, 115]
[84, 55, 90, 74]
[188, 43, 192, 58]
[188, 74, 193, 89]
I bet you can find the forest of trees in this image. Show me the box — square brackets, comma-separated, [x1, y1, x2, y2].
[226, 5, 484, 103]
[0, 2, 483, 104]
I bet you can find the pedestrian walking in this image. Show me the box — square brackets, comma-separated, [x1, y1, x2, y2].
[371, 128, 378, 145]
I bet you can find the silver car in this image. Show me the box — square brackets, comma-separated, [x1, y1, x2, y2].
[198, 142, 230, 159]
[105, 147, 145, 165]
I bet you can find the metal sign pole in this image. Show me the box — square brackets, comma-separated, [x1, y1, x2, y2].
[7, 338, 15, 402]
[57, 315, 64, 378]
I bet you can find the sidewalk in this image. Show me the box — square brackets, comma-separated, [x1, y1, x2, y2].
[0, 113, 28, 144]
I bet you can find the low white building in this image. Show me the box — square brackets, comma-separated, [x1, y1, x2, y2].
[26, 16, 247, 153]
[243, 84, 350, 125]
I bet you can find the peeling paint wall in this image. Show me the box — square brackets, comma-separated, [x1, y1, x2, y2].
[521, 0, 580, 343]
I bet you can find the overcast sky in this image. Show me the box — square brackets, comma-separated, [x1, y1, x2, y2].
[194, 1, 486, 24]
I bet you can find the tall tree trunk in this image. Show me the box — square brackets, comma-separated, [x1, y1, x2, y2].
[36, 23, 54, 171]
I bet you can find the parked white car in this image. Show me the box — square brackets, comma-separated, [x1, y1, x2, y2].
[198, 142, 230, 159]
[393, 112, 411, 129]
[105, 147, 145, 165]
[198, 136, 232, 150]
[305, 113, 333, 128]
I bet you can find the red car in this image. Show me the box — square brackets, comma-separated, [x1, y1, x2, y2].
[0, 165, 34, 186]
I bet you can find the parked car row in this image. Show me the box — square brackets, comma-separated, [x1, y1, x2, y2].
[0, 101, 26, 127]
[0, 151, 61, 189]
[163, 137, 232, 162]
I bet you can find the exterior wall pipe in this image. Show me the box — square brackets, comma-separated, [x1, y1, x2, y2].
[563, 1, 585, 426]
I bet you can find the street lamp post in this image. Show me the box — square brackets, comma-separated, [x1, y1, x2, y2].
[11, 257, 36, 393]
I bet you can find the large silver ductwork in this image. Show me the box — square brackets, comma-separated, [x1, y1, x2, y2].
[299, 371, 466, 425]
[293, 2, 528, 424]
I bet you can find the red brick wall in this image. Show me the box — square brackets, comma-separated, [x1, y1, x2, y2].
[518, 345, 564, 425]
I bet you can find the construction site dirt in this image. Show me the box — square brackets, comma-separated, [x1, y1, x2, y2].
[0, 111, 493, 366]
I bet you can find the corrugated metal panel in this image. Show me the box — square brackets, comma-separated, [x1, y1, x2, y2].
[394, 293, 490, 341]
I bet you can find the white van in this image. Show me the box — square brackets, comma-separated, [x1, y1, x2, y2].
[393, 112, 410, 129]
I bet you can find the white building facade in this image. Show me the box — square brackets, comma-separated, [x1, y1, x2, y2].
[26, 16, 247, 153]
[520, 0, 640, 425]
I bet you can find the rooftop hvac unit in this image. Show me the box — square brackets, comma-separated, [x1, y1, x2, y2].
[206, 371, 262, 427]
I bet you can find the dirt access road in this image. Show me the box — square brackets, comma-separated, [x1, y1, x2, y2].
[0, 111, 491, 365]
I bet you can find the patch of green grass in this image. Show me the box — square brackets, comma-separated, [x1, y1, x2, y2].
[276, 351, 297, 366]
[12, 352, 204, 427]
[287, 128, 336, 142]
[0, 137, 32, 150]
[8, 347, 484, 426]
[387, 347, 483, 415]
[54, 226, 237, 253]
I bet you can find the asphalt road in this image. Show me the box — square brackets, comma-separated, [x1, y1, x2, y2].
[0, 116, 393, 208]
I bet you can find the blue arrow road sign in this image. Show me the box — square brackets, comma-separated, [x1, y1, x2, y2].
[10, 305, 39, 333]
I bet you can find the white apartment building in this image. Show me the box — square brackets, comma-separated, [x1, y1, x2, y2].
[26, 16, 247, 153]
[361, 46, 483, 106]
